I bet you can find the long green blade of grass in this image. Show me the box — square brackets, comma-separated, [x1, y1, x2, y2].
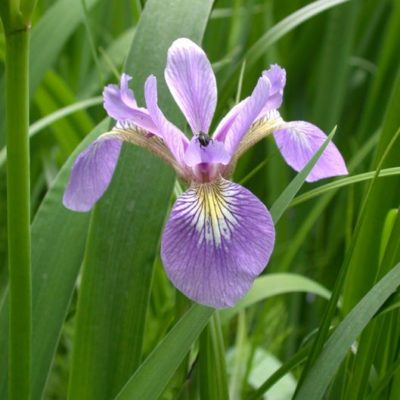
[0, 120, 107, 400]
[3, 16, 32, 400]
[67, 1, 214, 399]
[0, 0, 101, 147]
[291, 167, 400, 207]
[0, 96, 101, 169]
[115, 304, 213, 400]
[295, 262, 400, 400]
[342, 71, 400, 313]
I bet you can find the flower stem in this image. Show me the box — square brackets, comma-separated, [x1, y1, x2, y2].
[5, 27, 32, 400]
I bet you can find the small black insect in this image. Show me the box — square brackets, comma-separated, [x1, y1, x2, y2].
[197, 132, 212, 148]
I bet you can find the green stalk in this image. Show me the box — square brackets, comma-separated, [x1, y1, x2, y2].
[5, 27, 32, 400]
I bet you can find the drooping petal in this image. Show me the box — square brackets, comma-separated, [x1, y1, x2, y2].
[161, 178, 275, 308]
[223, 77, 271, 156]
[145, 75, 189, 166]
[273, 121, 348, 182]
[63, 137, 122, 212]
[165, 38, 217, 134]
[103, 74, 158, 134]
[183, 137, 230, 167]
[261, 64, 286, 111]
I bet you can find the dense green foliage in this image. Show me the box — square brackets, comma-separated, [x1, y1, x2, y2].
[0, 0, 399, 399]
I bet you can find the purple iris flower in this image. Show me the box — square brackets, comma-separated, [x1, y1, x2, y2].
[63, 38, 348, 308]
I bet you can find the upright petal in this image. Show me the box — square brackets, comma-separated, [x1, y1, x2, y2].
[212, 99, 246, 142]
[223, 77, 271, 155]
[119, 73, 137, 107]
[273, 121, 348, 182]
[261, 64, 286, 111]
[165, 38, 217, 134]
[103, 74, 158, 134]
[161, 179, 275, 308]
[63, 137, 122, 212]
[183, 137, 230, 167]
[145, 75, 189, 166]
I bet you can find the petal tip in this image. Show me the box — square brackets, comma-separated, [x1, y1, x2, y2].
[274, 121, 349, 182]
[63, 138, 122, 214]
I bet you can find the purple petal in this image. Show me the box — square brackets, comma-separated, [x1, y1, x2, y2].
[261, 64, 286, 111]
[161, 179, 275, 308]
[103, 74, 157, 133]
[273, 121, 348, 182]
[183, 137, 230, 167]
[119, 73, 137, 107]
[212, 100, 247, 142]
[144, 75, 189, 166]
[223, 77, 271, 155]
[165, 38, 217, 134]
[63, 137, 122, 212]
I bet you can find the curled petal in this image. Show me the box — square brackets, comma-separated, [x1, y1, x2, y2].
[183, 137, 230, 167]
[119, 73, 137, 107]
[273, 121, 348, 182]
[212, 100, 246, 142]
[261, 64, 286, 111]
[165, 38, 217, 134]
[103, 73, 157, 133]
[161, 178, 275, 308]
[63, 137, 122, 212]
[145, 75, 189, 166]
[223, 77, 270, 156]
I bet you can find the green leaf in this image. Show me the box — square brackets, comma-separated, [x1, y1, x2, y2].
[342, 72, 400, 313]
[67, 1, 214, 399]
[244, 0, 349, 72]
[198, 313, 229, 400]
[114, 305, 213, 400]
[29, 0, 99, 93]
[290, 167, 400, 207]
[343, 209, 400, 400]
[249, 346, 310, 400]
[217, 0, 350, 108]
[0, 0, 101, 147]
[221, 273, 331, 322]
[295, 262, 400, 400]
[0, 96, 101, 170]
[0, 120, 107, 400]
[311, 0, 360, 131]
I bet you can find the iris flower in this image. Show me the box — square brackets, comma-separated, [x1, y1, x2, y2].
[63, 38, 347, 308]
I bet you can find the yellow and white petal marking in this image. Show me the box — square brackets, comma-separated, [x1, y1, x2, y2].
[161, 178, 275, 308]
[180, 179, 239, 247]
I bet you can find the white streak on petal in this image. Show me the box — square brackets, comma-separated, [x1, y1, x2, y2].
[161, 179, 275, 308]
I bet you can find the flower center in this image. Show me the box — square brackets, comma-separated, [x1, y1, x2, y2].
[197, 132, 212, 148]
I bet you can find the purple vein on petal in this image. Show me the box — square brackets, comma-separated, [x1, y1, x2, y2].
[212, 99, 247, 143]
[223, 77, 271, 156]
[261, 64, 286, 112]
[161, 178, 275, 308]
[165, 38, 217, 134]
[103, 73, 158, 134]
[63, 137, 122, 212]
[144, 75, 189, 167]
[273, 121, 348, 182]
